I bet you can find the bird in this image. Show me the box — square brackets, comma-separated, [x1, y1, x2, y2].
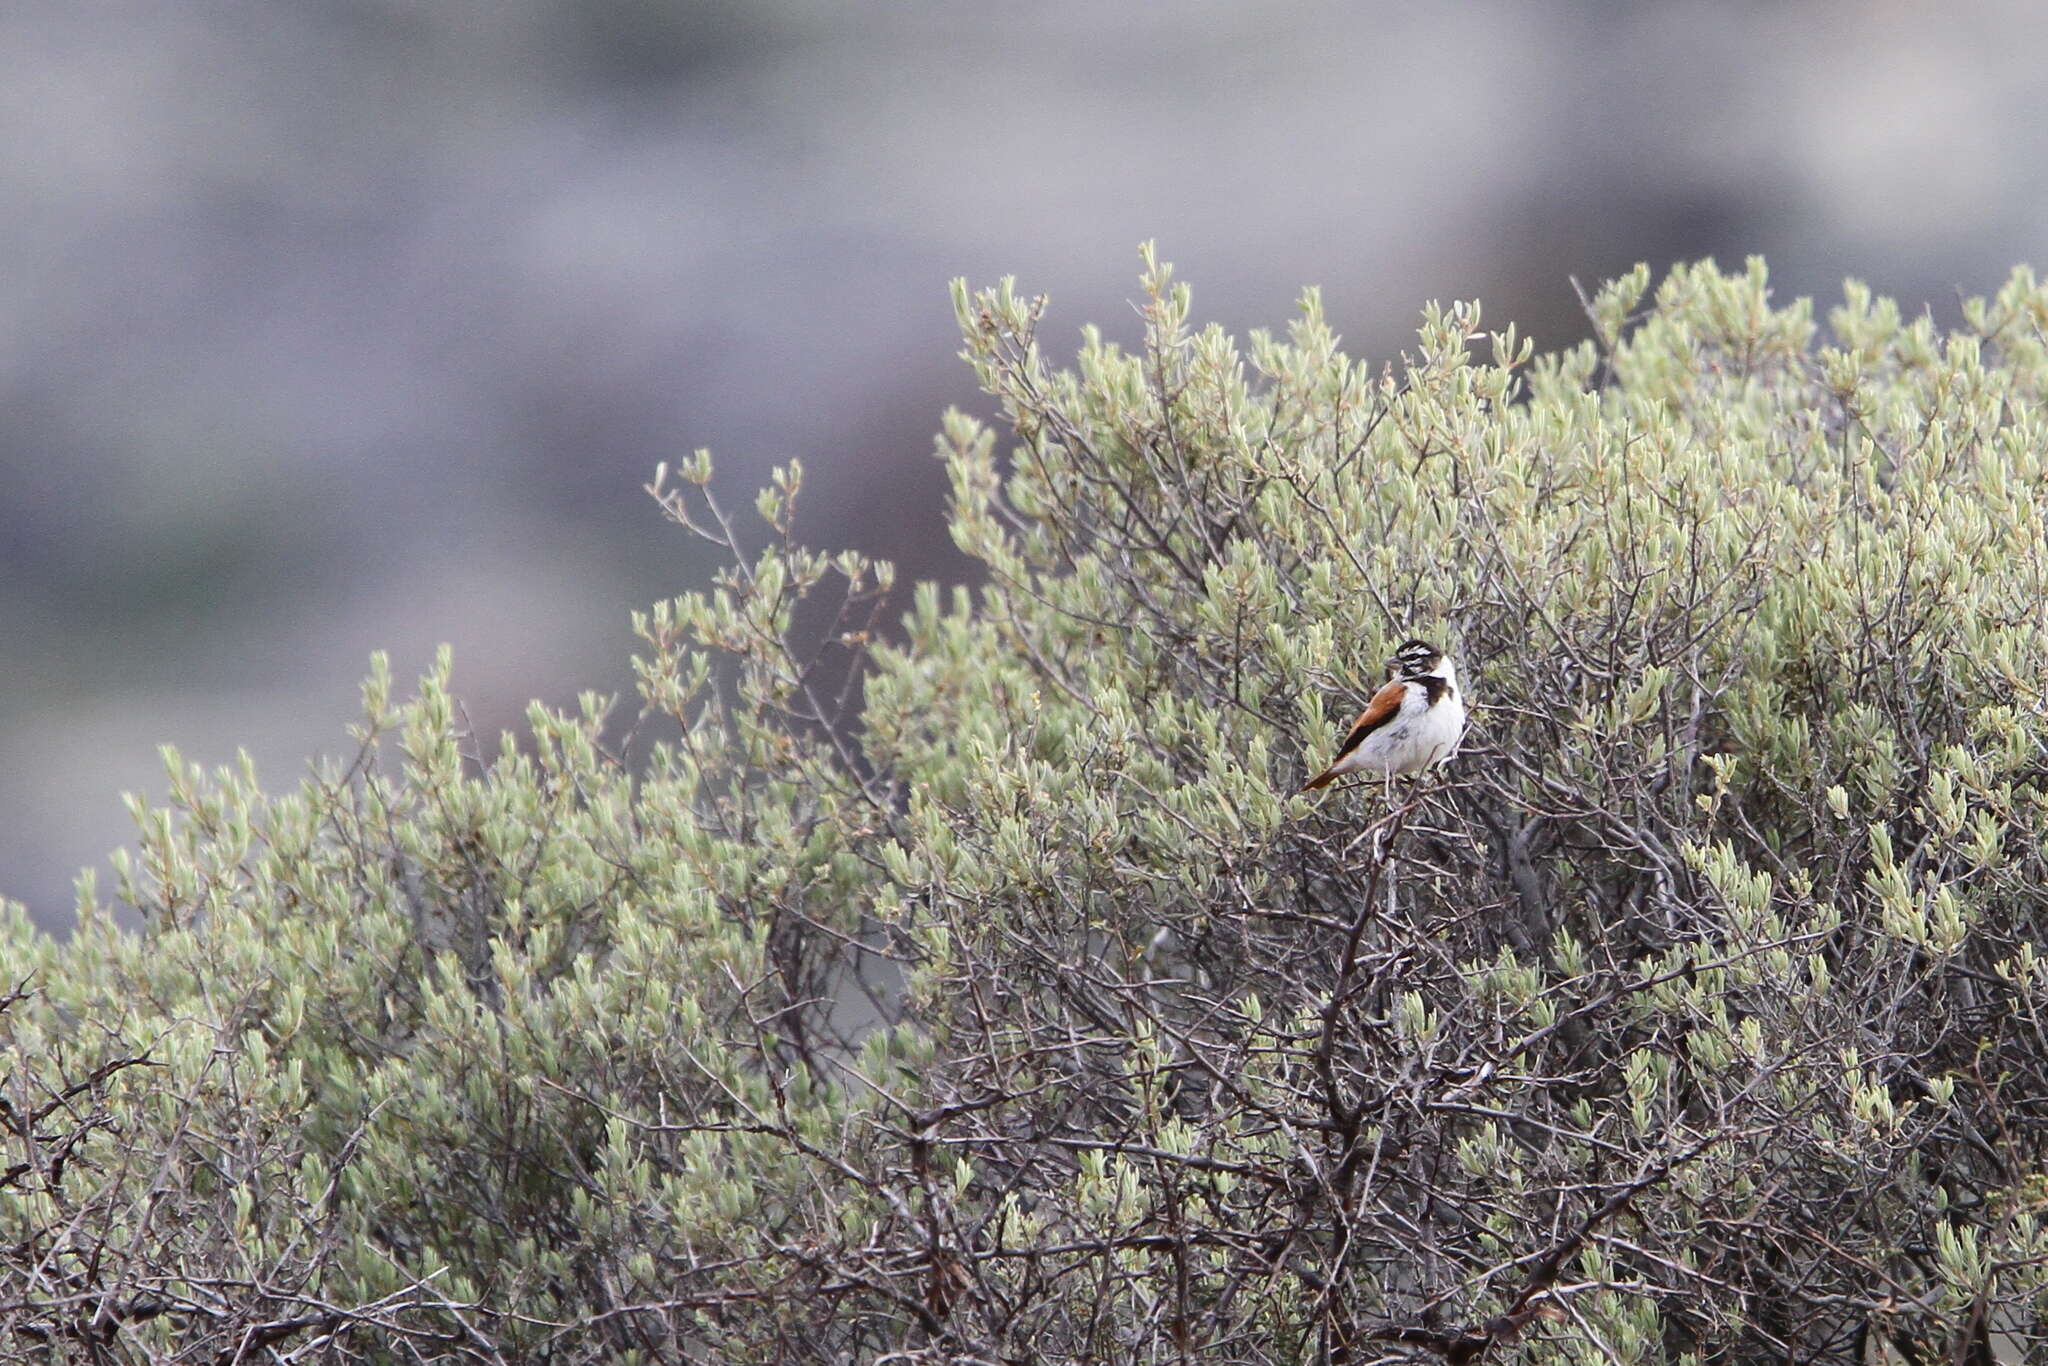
[1300, 638, 1467, 792]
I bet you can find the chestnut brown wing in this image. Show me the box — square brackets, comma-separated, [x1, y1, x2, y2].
[1328, 677, 1412, 763]
[1302, 678, 1415, 788]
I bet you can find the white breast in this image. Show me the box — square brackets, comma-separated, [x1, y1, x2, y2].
[1335, 670, 1466, 778]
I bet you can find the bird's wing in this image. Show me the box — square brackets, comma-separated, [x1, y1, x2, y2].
[1328, 678, 1412, 763]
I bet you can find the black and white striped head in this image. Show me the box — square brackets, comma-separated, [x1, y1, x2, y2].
[1388, 638, 1449, 680]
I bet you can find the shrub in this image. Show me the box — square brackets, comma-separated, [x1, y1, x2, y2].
[4, 250, 2047, 1363]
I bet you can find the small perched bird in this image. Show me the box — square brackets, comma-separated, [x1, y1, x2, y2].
[1301, 639, 1467, 792]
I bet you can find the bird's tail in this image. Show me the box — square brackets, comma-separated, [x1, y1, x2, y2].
[1300, 769, 1336, 792]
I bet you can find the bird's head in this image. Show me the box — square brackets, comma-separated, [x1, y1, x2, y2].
[1388, 638, 1451, 680]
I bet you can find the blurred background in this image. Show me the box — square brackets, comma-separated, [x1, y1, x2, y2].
[6, 0, 2046, 933]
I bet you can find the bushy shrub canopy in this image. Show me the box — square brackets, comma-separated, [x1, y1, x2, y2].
[6, 252, 2048, 1364]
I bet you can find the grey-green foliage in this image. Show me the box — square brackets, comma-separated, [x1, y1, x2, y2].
[4, 251, 2048, 1363]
